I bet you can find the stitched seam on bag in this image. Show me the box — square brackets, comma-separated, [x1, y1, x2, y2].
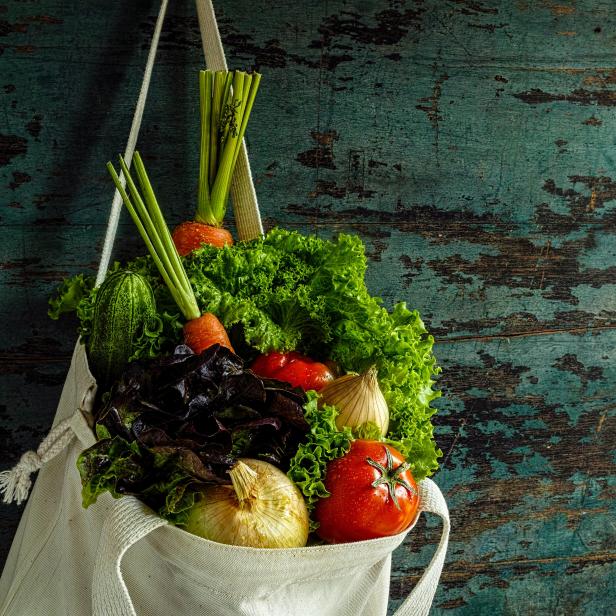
[158, 546, 384, 586]
[152, 532, 405, 575]
[153, 520, 410, 564]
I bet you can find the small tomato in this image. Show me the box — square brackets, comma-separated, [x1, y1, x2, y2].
[314, 440, 420, 543]
[250, 351, 334, 391]
[251, 351, 291, 375]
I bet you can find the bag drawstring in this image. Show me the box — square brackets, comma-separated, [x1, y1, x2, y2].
[0, 417, 76, 505]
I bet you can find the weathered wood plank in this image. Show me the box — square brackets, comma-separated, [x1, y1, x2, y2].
[392, 330, 616, 613]
[2, 224, 615, 340]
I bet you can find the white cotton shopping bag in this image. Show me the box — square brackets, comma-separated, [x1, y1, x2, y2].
[0, 343, 449, 616]
[0, 2, 450, 615]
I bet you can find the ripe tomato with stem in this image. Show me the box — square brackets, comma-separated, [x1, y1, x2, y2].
[314, 440, 420, 543]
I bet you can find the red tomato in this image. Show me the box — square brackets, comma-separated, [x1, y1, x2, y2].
[275, 360, 334, 391]
[250, 352, 334, 391]
[251, 351, 290, 375]
[314, 440, 420, 543]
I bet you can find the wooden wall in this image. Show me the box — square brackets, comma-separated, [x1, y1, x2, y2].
[1, 1, 614, 612]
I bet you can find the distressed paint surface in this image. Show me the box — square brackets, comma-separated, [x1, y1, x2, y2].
[1, 0, 615, 613]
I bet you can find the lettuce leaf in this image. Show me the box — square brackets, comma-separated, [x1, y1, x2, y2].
[287, 392, 352, 518]
[77, 344, 312, 525]
[48, 273, 94, 320]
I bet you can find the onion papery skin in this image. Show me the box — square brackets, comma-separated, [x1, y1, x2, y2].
[319, 368, 389, 436]
[184, 458, 309, 548]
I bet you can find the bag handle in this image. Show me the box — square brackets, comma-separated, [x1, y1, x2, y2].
[393, 478, 450, 616]
[96, 0, 263, 285]
[91, 480, 448, 616]
[92, 496, 168, 616]
[96, 0, 169, 285]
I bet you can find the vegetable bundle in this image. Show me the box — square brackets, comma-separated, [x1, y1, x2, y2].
[80, 343, 312, 526]
[52, 229, 441, 479]
[50, 67, 442, 546]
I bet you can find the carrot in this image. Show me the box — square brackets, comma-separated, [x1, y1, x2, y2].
[183, 313, 234, 354]
[172, 221, 233, 256]
[107, 153, 233, 356]
[171, 70, 261, 256]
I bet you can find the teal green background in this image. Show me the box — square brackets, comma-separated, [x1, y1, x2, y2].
[1, 0, 615, 613]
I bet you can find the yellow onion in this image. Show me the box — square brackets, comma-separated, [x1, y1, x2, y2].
[319, 367, 389, 436]
[184, 458, 309, 548]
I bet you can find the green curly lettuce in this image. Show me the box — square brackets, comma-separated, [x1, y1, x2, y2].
[77, 436, 144, 508]
[48, 273, 94, 320]
[288, 392, 352, 527]
[77, 436, 199, 525]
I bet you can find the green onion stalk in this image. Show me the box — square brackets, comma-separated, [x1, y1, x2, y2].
[107, 153, 200, 321]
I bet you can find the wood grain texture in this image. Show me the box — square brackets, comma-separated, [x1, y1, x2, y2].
[1, 0, 615, 613]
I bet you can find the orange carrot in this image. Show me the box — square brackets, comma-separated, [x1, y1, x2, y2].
[183, 313, 234, 355]
[172, 221, 233, 256]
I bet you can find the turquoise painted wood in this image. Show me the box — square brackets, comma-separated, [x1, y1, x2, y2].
[1, 0, 615, 613]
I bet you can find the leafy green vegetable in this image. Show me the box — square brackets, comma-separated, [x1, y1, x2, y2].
[77, 435, 204, 525]
[48, 273, 94, 320]
[352, 421, 384, 441]
[53, 228, 441, 478]
[78, 436, 144, 508]
[77, 344, 311, 525]
[287, 392, 352, 520]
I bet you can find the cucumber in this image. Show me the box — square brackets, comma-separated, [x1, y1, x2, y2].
[88, 270, 156, 387]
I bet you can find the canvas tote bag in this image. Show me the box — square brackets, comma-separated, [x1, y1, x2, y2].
[0, 2, 450, 615]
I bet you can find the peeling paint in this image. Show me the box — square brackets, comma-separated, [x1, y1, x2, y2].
[416, 72, 449, 130]
[0, 134, 27, 165]
[296, 130, 339, 170]
[513, 88, 616, 107]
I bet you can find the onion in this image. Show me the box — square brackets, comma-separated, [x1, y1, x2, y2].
[184, 458, 309, 548]
[319, 367, 389, 436]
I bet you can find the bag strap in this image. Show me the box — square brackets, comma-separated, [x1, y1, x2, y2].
[92, 496, 168, 616]
[393, 479, 450, 616]
[96, 0, 170, 285]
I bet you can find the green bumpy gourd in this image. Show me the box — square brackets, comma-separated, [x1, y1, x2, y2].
[88, 270, 156, 387]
